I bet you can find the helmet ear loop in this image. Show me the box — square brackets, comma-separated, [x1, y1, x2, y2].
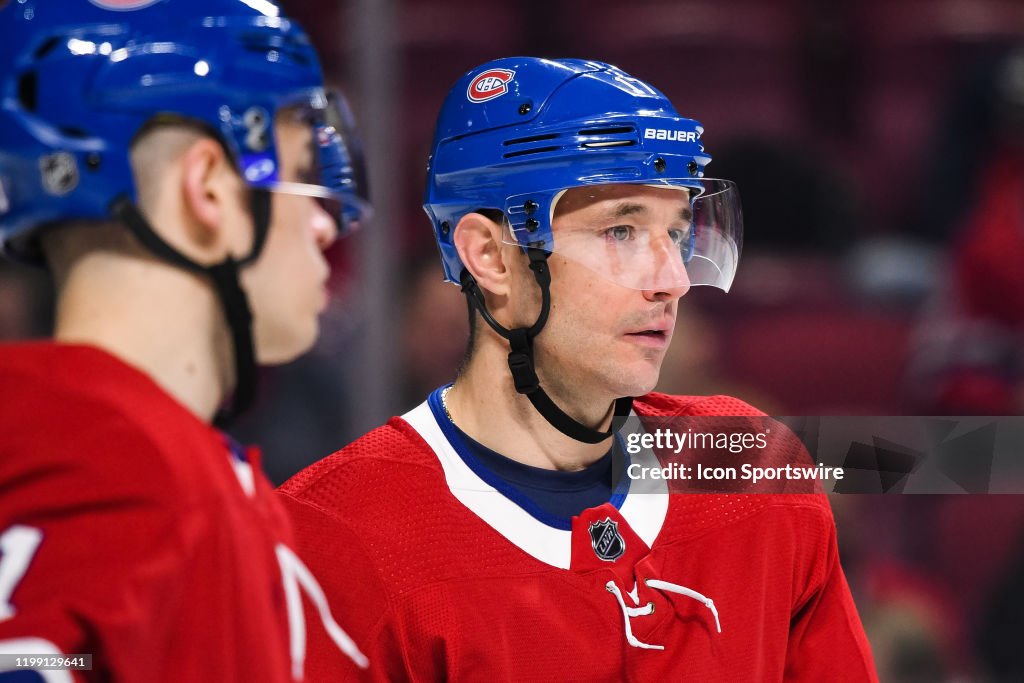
[460, 268, 512, 339]
[458, 246, 551, 392]
[109, 189, 273, 427]
[506, 247, 552, 394]
[214, 187, 273, 426]
[237, 188, 273, 267]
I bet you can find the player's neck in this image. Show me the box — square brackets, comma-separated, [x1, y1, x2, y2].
[53, 250, 232, 423]
[445, 342, 614, 472]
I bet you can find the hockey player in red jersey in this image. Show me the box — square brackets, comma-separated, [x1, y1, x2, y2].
[0, 1, 370, 680]
[280, 58, 878, 681]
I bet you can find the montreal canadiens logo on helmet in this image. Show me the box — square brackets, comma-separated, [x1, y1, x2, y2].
[467, 69, 515, 103]
[88, 0, 162, 10]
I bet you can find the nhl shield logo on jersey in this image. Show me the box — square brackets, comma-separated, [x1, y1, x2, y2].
[589, 518, 625, 562]
[467, 69, 515, 103]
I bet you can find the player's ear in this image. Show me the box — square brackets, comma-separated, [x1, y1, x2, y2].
[454, 212, 512, 298]
[178, 137, 249, 258]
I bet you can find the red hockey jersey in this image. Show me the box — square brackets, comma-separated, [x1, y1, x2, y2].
[0, 342, 364, 681]
[280, 391, 878, 682]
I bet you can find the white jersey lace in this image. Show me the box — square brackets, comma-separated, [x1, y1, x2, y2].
[605, 577, 722, 650]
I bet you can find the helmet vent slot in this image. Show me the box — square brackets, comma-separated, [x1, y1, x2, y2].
[580, 140, 635, 149]
[577, 124, 638, 149]
[33, 36, 61, 59]
[501, 132, 562, 159]
[17, 72, 37, 112]
[239, 32, 311, 66]
[503, 146, 560, 159]
[578, 126, 634, 136]
[503, 133, 558, 146]
[59, 127, 89, 139]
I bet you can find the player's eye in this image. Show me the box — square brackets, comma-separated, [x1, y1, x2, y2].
[668, 228, 689, 245]
[605, 225, 633, 242]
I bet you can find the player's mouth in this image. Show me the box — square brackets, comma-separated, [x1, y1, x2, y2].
[623, 324, 673, 348]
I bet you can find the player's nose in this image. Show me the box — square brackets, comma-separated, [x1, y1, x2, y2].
[641, 277, 689, 303]
[641, 235, 690, 302]
[312, 200, 338, 250]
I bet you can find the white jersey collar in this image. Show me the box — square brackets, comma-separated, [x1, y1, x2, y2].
[401, 398, 668, 569]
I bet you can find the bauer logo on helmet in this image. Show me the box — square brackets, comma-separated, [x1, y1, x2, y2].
[644, 128, 698, 143]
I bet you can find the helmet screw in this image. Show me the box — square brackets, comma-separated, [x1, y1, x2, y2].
[525, 218, 539, 232]
[518, 102, 532, 115]
[654, 157, 666, 173]
[85, 153, 101, 170]
[523, 199, 538, 214]
[688, 160, 699, 176]
[441, 221, 450, 236]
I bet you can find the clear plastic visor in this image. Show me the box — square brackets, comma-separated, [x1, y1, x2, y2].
[242, 89, 371, 235]
[505, 179, 742, 292]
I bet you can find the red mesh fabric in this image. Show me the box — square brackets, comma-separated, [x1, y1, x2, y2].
[279, 393, 868, 680]
[281, 419, 545, 596]
[634, 392, 766, 418]
[635, 392, 821, 493]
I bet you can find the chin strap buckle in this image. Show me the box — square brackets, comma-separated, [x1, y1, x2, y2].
[506, 327, 539, 394]
[507, 350, 539, 394]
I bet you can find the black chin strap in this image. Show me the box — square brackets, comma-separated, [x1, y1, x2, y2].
[110, 190, 271, 427]
[461, 247, 633, 444]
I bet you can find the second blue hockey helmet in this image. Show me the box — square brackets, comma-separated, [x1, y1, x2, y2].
[424, 57, 742, 293]
[0, 0, 370, 262]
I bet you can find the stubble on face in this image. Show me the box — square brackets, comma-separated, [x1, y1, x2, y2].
[518, 184, 691, 402]
[530, 254, 675, 403]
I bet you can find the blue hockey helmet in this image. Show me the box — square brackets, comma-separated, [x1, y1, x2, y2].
[0, 0, 370, 262]
[0, 0, 372, 423]
[424, 57, 742, 292]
